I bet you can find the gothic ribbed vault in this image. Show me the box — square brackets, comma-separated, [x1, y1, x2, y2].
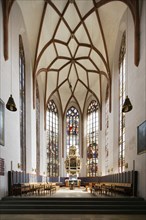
[2, 0, 140, 115]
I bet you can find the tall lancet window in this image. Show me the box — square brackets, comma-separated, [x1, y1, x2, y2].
[46, 100, 59, 177]
[36, 82, 40, 175]
[119, 32, 126, 173]
[87, 100, 99, 177]
[66, 106, 79, 155]
[105, 88, 109, 174]
[19, 35, 26, 171]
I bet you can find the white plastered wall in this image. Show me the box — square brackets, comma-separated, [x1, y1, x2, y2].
[0, 2, 23, 198]
[101, 3, 146, 199]
[0, 1, 46, 198]
[124, 1, 146, 198]
[37, 79, 46, 176]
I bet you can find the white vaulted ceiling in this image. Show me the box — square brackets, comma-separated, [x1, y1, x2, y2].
[16, 0, 127, 114]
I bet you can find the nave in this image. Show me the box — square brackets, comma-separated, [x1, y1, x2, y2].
[0, 2, 146, 220]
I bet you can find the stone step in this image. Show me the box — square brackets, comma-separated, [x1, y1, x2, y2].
[0, 196, 145, 214]
[2, 196, 144, 201]
[0, 200, 146, 205]
[0, 204, 146, 209]
[0, 208, 146, 214]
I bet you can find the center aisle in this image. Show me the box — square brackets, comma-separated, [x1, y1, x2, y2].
[51, 187, 94, 198]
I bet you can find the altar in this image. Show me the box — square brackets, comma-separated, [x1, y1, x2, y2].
[64, 146, 81, 174]
[65, 178, 81, 187]
[64, 146, 81, 188]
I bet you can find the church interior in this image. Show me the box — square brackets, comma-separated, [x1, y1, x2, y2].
[0, 0, 146, 219]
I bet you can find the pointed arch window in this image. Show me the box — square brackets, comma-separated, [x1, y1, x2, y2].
[36, 82, 40, 175]
[66, 106, 79, 155]
[46, 100, 59, 177]
[105, 92, 109, 174]
[119, 32, 126, 173]
[87, 100, 99, 177]
[19, 35, 26, 171]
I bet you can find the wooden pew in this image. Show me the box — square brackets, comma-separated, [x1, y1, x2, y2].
[11, 182, 58, 196]
[91, 182, 133, 196]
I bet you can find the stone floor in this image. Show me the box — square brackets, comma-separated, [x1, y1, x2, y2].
[0, 187, 146, 220]
[1, 214, 146, 220]
[40, 186, 95, 198]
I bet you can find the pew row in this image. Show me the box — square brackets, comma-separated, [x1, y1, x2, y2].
[11, 182, 58, 196]
[89, 182, 133, 196]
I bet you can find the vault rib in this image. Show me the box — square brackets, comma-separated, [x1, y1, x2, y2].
[73, 1, 93, 45]
[47, 0, 72, 38]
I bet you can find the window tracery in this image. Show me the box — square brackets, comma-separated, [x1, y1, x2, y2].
[66, 106, 79, 156]
[119, 32, 126, 173]
[46, 100, 59, 177]
[36, 82, 40, 175]
[19, 35, 26, 171]
[87, 100, 99, 177]
[105, 95, 109, 174]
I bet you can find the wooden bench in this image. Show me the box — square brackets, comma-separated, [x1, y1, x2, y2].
[12, 183, 32, 196]
[114, 183, 132, 195]
[44, 183, 57, 195]
[91, 182, 133, 196]
[11, 182, 57, 196]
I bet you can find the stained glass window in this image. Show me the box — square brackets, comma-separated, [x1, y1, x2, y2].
[105, 96, 109, 174]
[87, 100, 99, 177]
[66, 106, 79, 155]
[46, 100, 59, 177]
[36, 82, 40, 175]
[19, 35, 26, 171]
[119, 32, 126, 173]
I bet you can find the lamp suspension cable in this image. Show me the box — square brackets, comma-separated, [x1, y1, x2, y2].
[10, 21, 12, 95]
[0, 33, 1, 99]
[122, 7, 133, 113]
[6, 16, 17, 112]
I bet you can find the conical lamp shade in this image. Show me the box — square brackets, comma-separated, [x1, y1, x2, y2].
[122, 95, 133, 113]
[6, 94, 17, 112]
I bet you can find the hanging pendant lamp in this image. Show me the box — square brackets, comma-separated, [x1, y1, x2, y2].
[122, 95, 133, 113]
[122, 9, 133, 113]
[6, 94, 17, 112]
[6, 18, 17, 112]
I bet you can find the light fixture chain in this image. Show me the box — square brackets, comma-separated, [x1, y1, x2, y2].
[127, 8, 128, 95]
[0, 30, 1, 98]
[11, 17, 13, 94]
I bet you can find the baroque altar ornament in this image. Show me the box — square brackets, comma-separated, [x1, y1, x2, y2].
[65, 145, 81, 175]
